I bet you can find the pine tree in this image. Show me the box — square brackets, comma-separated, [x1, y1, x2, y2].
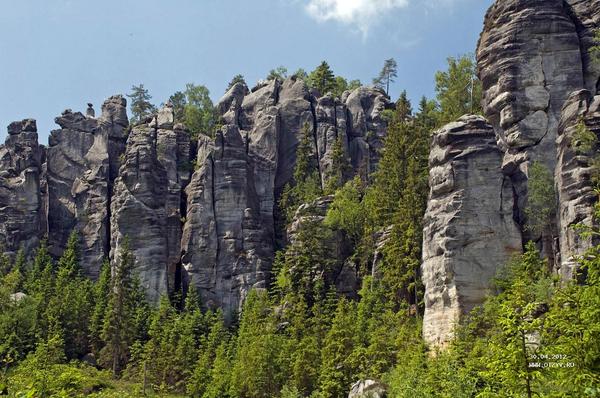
[478, 243, 551, 398]
[230, 290, 286, 398]
[227, 74, 246, 90]
[89, 260, 111, 356]
[127, 84, 157, 124]
[45, 231, 93, 359]
[308, 61, 336, 96]
[168, 91, 186, 122]
[373, 58, 398, 96]
[101, 239, 137, 377]
[279, 123, 322, 225]
[324, 135, 351, 194]
[318, 298, 358, 398]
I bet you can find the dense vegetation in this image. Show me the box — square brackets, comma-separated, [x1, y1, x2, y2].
[1, 54, 599, 397]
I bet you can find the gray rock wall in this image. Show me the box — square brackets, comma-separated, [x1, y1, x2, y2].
[556, 90, 600, 280]
[1, 82, 388, 312]
[0, 119, 44, 258]
[46, 96, 128, 279]
[422, 115, 522, 347]
[422, 0, 599, 348]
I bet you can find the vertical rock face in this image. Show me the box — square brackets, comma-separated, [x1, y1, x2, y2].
[344, 86, 391, 177]
[110, 105, 189, 303]
[565, 0, 600, 93]
[0, 119, 44, 257]
[181, 125, 270, 317]
[477, 0, 584, 255]
[46, 96, 128, 279]
[181, 79, 389, 316]
[556, 90, 600, 280]
[422, 0, 599, 347]
[422, 116, 522, 347]
[1, 84, 388, 313]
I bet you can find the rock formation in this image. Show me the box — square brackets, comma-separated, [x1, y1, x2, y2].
[46, 96, 128, 279]
[422, 0, 599, 347]
[181, 78, 389, 316]
[556, 90, 600, 280]
[348, 379, 387, 398]
[110, 105, 190, 303]
[0, 119, 44, 258]
[286, 196, 357, 297]
[477, 0, 584, 244]
[421, 115, 522, 347]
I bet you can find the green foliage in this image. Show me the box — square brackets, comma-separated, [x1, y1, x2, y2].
[324, 135, 352, 194]
[325, 176, 366, 245]
[183, 83, 216, 138]
[267, 66, 289, 81]
[524, 161, 557, 237]
[168, 91, 186, 122]
[308, 61, 336, 96]
[227, 74, 246, 90]
[100, 240, 146, 376]
[574, 119, 598, 154]
[591, 29, 600, 62]
[435, 54, 482, 125]
[279, 123, 322, 225]
[373, 58, 398, 96]
[127, 84, 157, 124]
[230, 290, 286, 398]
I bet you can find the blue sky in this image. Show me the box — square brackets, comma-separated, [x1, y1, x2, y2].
[0, 0, 493, 144]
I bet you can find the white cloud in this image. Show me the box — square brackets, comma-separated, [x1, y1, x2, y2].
[305, 0, 410, 36]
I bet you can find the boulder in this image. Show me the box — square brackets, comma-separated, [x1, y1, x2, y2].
[348, 380, 387, 398]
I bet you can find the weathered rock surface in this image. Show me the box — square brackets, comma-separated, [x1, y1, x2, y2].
[181, 125, 271, 317]
[0, 119, 44, 257]
[348, 379, 387, 398]
[422, 115, 522, 347]
[565, 0, 600, 92]
[477, 0, 585, 257]
[556, 90, 600, 280]
[46, 96, 128, 279]
[110, 105, 190, 303]
[179, 79, 388, 315]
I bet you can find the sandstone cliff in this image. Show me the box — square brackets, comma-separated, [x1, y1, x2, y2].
[422, 0, 599, 347]
[0, 119, 44, 258]
[0, 80, 389, 313]
[182, 78, 389, 315]
[422, 115, 522, 347]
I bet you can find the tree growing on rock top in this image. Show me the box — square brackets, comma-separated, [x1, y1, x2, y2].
[267, 66, 288, 81]
[183, 83, 216, 138]
[168, 91, 186, 122]
[227, 74, 246, 91]
[435, 54, 482, 125]
[127, 84, 157, 125]
[308, 61, 336, 97]
[373, 58, 398, 96]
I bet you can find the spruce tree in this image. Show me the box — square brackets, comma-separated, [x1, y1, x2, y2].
[101, 240, 137, 376]
[89, 260, 111, 356]
[168, 91, 186, 122]
[127, 84, 156, 124]
[308, 61, 336, 96]
[227, 74, 246, 90]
